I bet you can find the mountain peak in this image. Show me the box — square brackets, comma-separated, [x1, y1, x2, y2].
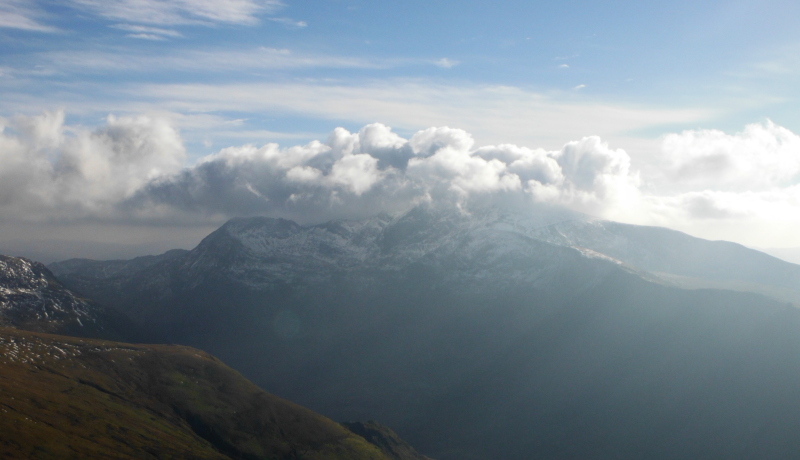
[0, 255, 131, 340]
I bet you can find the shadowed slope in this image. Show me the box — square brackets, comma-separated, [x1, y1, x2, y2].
[0, 326, 390, 460]
[343, 421, 434, 460]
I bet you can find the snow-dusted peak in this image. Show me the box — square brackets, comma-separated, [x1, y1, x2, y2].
[183, 204, 596, 279]
[0, 256, 50, 292]
[0, 255, 126, 338]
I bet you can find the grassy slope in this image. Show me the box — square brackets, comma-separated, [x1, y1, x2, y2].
[342, 422, 434, 460]
[0, 326, 388, 460]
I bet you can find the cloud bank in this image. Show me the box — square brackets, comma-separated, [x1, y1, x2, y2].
[2, 111, 800, 248]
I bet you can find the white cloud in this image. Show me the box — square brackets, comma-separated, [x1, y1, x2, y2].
[37, 47, 386, 75]
[126, 33, 166, 40]
[659, 120, 800, 192]
[125, 123, 646, 225]
[0, 0, 57, 32]
[0, 110, 185, 219]
[434, 58, 459, 69]
[267, 17, 307, 28]
[406, 127, 521, 195]
[111, 23, 183, 39]
[70, 0, 284, 26]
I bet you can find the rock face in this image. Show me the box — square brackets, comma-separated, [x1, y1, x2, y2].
[0, 255, 132, 340]
[49, 204, 800, 460]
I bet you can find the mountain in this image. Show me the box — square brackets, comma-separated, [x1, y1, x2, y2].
[0, 326, 394, 460]
[759, 246, 800, 265]
[50, 204, 800, 460]
[0, 255, 133, 340]
[531, 219, 800, 304]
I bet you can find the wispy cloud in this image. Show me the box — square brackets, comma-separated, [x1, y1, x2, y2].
[70, 0, 284, 26]
[133, 81, 711, 148]
[111, 23, 183, 39]
[434, 58, 459, 69]
[573, 84, 586, 90]
[267, 17, 307, 28]
[36, 47, 389, 74]
[0, 0, 57, 32]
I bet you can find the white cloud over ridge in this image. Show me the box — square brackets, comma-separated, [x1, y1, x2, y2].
[128, 123, 642, 224]
[2, 112, 800, 247]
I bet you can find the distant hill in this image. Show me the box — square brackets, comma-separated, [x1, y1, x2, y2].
[759, 246, 800, 265]
[0, 326, 396, 460]
[531, 219, 800, 304]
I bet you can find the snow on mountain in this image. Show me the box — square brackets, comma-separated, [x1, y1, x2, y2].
[531, 218, 800, 303]
[162, 203, 617, 291]
[50, 201, 800, 309]
[0, 255, 130, 339]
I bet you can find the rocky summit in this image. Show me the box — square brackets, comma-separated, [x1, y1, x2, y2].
[0, 255, 131, 340]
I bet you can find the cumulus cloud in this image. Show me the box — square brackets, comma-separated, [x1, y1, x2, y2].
[0, 110, 184, 219]
[127, 123, 641, 223]
[660, 121, 800, 191]
[4, 112, 800, 248]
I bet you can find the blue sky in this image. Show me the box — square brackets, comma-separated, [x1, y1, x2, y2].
[2, 0, 800, 260]
[4, 0, 800, 148]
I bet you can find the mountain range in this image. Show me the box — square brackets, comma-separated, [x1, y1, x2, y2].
[48, 203, 800, 459]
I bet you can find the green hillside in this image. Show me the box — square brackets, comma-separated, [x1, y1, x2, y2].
[0, 326, 389, 460]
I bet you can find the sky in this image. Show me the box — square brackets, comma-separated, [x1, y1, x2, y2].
[2, 0, 800, 262]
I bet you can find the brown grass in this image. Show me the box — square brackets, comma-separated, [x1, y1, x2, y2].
[0, 327, 388, 460]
